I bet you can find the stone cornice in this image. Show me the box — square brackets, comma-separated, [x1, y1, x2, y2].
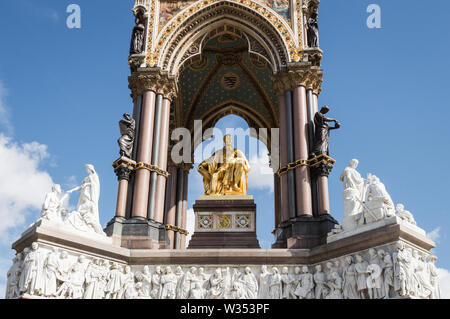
[128, 68, 178, 102]
[273, 63, 323, 96]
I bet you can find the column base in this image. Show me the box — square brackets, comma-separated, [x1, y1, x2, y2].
[272, 215, 338, 249]
[104, 216, 169, 249]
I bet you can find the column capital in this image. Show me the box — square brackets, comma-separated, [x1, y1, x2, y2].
[309, 154, 335, 178]
[273, 64, 323, 96]
[128, 68, 177, 102]
[113, 157, 136, 181]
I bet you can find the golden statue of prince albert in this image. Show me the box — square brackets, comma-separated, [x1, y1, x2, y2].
[198, 134, 250, 196]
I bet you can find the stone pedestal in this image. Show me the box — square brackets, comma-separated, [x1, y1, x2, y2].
[105, 216, 169, 249]
[272, 215, 338, 249]
[188, 196, 260, 249]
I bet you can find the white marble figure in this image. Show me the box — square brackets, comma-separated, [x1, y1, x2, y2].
[229, 281, 245, 299]
[383, 253, 394, 299]
[367, 248, 384, 299]
[190, 282, 206, 299]
[325, 261, 338, 281]
[84, 258, 101, 299]
[258, 265, 270, 299]
[269, 267, 282, 299]
[427, 256, 441, 299]
[161, 266, 178, 299]
[138, 266, 153, 298]
[207, 269, 224, 299]
[151, 266, 163, 299]
[65, 164, 106, 236]
[396, 204, 417, 225]
[242, 267, 259, 299]
[40, 185, 69, 223]
[342, 256, 359, 299]
[313, 265, 327, 299]
[222, 268, 233, 299]
[280, 267, 294, 299]
[6, 252, 23, 299]
[363, 174, 396, 224]
[354, 254, 369, 299]
[56, 255, 87, 299]
[366, 263, 382, 299]
[340, 159, 365, 230]
[19, 243, 42, 295]
[290, 267, 301, 299]
[97, 259, 110, 299]
[120, 266, 136, 299]
[326, 272, 343, 299]
[42, 247, 59, 297]
[414, 251, 433, 298]
[178, 266, 196, 299]
[294, 266, 314, 299]
[105, 262, 123, 299]
[393, 242, 408, 296]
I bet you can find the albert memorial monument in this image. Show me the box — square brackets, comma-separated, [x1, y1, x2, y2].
[4, 0, 440, 300]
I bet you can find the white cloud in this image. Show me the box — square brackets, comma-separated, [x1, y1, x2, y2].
[247, 153, 274, 192]
[427, 227, 441, 243]
[438, 268, 450, 299]
[0, 134, 54, 243]
[185, 208, 195, 248]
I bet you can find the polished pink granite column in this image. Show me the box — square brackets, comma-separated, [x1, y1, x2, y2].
[318, 176, 330, 215]
[292, 86, 313, 216]
[153, 98, 171, 223]
[165, 165, 178, 249]
[131, 91, 156, 218]
[179, 169, 189, 250]
[115, 179, 128, 218]
[278, 94, 289, 223]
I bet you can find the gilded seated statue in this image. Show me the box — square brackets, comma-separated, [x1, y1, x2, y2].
[198, 134, 250, 196]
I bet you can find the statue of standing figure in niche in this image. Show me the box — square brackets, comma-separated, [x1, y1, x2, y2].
[311, 106, 340, 158]
[198, 134, 250, 196]
[307, 12, 319, 48]
[129, 11, 146, 55]
[118, 113, 136, 159]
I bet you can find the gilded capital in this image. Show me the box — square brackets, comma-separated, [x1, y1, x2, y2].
[273, 64, 323, 96]
[128, 68, 178, 102]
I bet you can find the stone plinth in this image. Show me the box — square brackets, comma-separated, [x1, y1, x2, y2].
[7, 216, 439, 300]
[187, 196, 260, 249]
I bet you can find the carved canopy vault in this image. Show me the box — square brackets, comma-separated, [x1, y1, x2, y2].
[132, 0, 315, 151]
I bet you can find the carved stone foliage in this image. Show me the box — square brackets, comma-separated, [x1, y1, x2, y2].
[5, 241, 441, 299]
[273, 64, 323, 96]
[128, 69, 178, 101]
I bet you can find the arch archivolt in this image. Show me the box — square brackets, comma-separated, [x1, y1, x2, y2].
[190, 100, 273, 152]
[150, 0, 297, 75]
[174, 23, 275, 77]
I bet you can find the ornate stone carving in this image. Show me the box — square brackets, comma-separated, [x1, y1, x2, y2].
[128, 69, 178, 102]
[338, 159, 415, 233]
[6, 240, 441, 299]
[273, 64, 323, 95]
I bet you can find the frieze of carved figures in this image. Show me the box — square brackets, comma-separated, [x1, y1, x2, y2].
[6, 242, 441, 299]
[339, 159, 421, 232]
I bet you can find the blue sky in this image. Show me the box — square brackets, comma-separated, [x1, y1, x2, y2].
[0, 0, 449, 297]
